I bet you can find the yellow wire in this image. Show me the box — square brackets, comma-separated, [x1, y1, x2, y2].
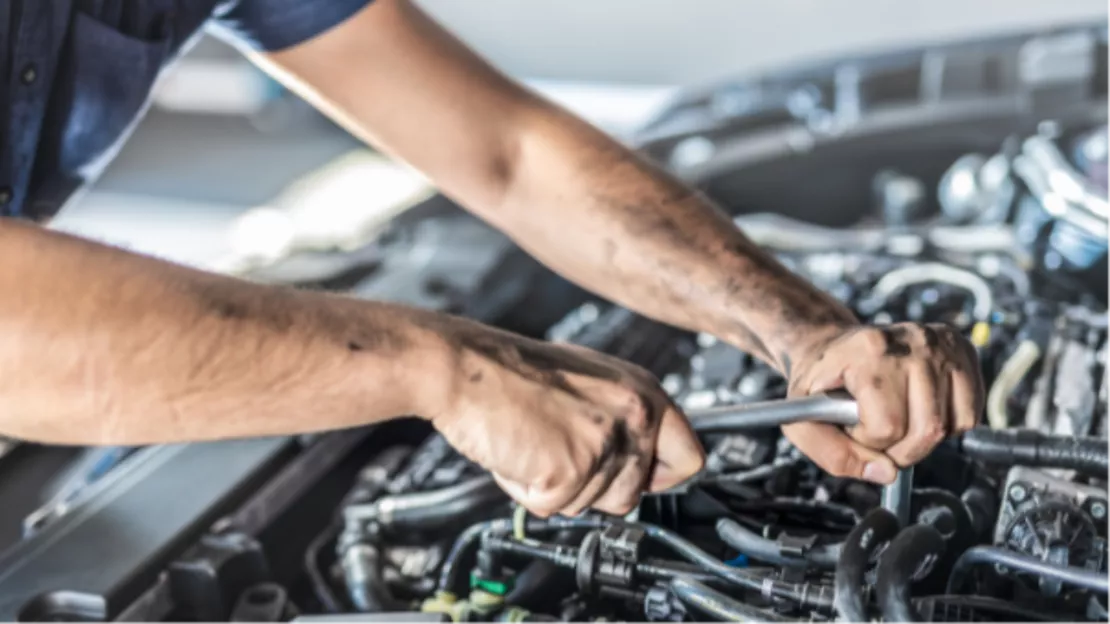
[512, 505, 527, 540]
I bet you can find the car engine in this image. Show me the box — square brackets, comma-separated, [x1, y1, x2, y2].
[0, 22, 1105, 624]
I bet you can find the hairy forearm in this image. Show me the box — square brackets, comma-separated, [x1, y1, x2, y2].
[0, 220, 450, 445]
[490, 105, 857, 371]
[259, 0, 853, 371]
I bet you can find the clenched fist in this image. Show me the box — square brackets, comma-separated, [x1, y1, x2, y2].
[783, 322, 984, 484]
[419, 316, 705, 517]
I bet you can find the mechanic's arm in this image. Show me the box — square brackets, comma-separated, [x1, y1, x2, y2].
[0, 219, 442, 444]
[262, 0, 984, 481]
[0, 220, 699, 515]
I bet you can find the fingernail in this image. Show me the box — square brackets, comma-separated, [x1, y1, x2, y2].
[863, 461, 897, 484]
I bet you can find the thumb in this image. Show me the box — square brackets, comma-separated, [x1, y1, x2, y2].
[782, 421, 898, 485]
[648, 405, 705, 492]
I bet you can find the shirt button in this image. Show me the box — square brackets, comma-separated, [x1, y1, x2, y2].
[20, 64, 37, 85]
[0, 187, 12, 206]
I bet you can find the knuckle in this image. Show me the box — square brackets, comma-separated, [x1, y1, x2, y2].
[865, 418, 904, 446]
[622, 395, 652, 433]
[860, 329, 888, 354]
[920, 420, 947, 444]
[537, 469, 563, 492]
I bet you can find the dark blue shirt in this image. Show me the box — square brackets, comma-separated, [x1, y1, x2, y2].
[0, 0, 373, 220]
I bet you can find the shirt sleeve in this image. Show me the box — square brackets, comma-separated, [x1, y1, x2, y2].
[209, 0, 375, 52]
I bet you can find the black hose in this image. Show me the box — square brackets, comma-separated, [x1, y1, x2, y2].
[834, 508, 901, 622]
[875, 524, 946, 622]
[715, 518, 841, 569]
[340, 544, 401, 612]
[305, 522, 343, 613]
[636, 522, 835, 610]
[438, 516, 606, 593]
[346, 475, 506, 533]
[669, 578, 790, 622]
[481, 523, 835, 609]
[946, 546, 1109, 595]
[960, 428, 1108, 477]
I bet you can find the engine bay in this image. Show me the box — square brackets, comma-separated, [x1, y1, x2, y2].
[0, 21, 1106, 624]
[313, 123, 1110, 621]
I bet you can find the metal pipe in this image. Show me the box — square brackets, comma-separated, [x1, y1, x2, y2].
[669, 578, 790, 622]
[687, 391, 859, 432]
[947, 546, 1109, 595]
[881, 468, 914, 526]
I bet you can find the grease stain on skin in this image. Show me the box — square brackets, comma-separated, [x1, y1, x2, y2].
[880, 327, 913, 357]
[922, 326, 940, 350]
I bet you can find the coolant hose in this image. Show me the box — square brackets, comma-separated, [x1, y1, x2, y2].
[875, 524, 946, 622]
[834, 508, 901, 622]
[947, 546, 1109, 595]
[669, 577, 790, 622]
[960, 428, 1108, 477]
[863, 262, 994, 321]
[986, 340, 1041, 429]
[344, 475, 506, 532]
[341, 544, 400, 612]
[716, 518, 841, 569]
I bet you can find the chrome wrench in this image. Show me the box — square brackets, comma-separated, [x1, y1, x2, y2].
[661, 391, 913, 525]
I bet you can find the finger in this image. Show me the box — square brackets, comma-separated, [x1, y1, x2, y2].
[842, 366, 908, 451]
[492, 470, 579, 519]
[648, 402, 705, 492]
[559, 457, 623, 517]
[782, 421, 898, 484]
[592, 454, 650, 516]
[949, 368, 981, 433]
[886, 363, 949, 467]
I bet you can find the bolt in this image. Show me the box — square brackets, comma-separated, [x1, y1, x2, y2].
[1090, 501, 1106, 520]
[1008, 483, 1028, 503]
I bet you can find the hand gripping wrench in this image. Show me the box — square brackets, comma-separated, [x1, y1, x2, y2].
[662, 391, 913, 525]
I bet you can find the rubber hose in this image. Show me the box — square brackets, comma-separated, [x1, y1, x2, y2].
[911, 488, 977, 589]
[506, 530, 580, 610]
[347, 475, 506, 532]
[875, 524, 946, 622]
[865, 262, 994, 321]
[670, 578, 790, 622]
[341, 544, 400, 612]
[716, 518, 841, 569]
[834, 508, 901, 622]
[946, 546, 1109, 595]
[986, 341, 1041, 429]
[637, 522, 835, 610]
[960, 428, 1108, 477]
[438, 516, 605, 592]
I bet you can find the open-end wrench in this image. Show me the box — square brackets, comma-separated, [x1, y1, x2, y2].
[661, 391, 913, 524]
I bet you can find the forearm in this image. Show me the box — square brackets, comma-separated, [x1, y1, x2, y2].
[258, 0, 853, 371]
[492, 105, 857, 370]
[0, 220, 449, 445]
